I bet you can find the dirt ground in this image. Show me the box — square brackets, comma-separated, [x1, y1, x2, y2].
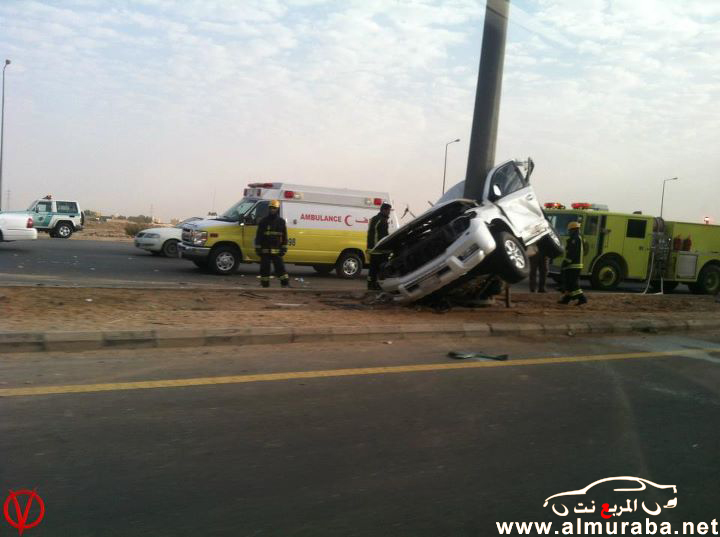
[0, 286, 717, 332]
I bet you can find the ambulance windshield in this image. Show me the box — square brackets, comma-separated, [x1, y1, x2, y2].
[218, 199, 257, 222]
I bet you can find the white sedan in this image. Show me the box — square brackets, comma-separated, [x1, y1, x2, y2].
[0, 212, 38, 241]
[134, 218, 201, 257]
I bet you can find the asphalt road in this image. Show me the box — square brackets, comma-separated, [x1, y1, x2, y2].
[0, 239, 687, 294]
[1, 333, 718, 536]
[0, 239, 359, 289]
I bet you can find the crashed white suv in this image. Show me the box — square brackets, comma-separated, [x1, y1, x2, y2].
[376, 159, 563, 302]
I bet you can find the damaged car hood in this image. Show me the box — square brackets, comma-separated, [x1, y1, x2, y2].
[373, 199, 479, 253]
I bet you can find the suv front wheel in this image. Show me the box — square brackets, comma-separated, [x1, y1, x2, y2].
[491, 231, 529, 284]
[54, 222, 74, 239]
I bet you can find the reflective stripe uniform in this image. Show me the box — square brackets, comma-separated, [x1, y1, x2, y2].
[562, 232, 585, 300]
[255, 214, 289, 287]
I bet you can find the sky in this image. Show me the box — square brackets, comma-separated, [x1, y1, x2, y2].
[1, 0, 718, 223]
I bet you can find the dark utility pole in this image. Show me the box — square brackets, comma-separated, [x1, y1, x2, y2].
[463, 0, 510, 201]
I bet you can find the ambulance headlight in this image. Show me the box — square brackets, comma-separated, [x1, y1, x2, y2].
[192, 231, 208, 246]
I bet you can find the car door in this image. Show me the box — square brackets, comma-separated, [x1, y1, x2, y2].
[487, 162, 545, 242]
[241, 200, 270, 261]
[33, 200, 53, 229]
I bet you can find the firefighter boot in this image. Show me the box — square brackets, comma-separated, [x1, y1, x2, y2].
[575, 294, 588, 306]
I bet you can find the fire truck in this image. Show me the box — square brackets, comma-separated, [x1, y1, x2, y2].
[544, 203, 720, 294]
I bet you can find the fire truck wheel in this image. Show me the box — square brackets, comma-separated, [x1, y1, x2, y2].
[312, 264, 334, 275]
[649, 280, 679, 293]
[336, 251, 363, 279]
[209, 245, 240, 275]
[691, 264, 720, 295]
[590, 258, 622, 290]
[491, 231, 529, 284]
[538, 229, 564, 259]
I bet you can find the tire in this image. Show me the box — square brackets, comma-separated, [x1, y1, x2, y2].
[649, 280, 679, 293]
[54, 222, 73, 239]
[313, 264, 334, 275]
[538, 229, 564, 259]
[336, 251, 363, 279]
[162, 239, 179, 258]
[590, 258, 622, 290]
[209, 246, 240, 275]
[491, 231, 529, 284]
[690, 264, 720, 295]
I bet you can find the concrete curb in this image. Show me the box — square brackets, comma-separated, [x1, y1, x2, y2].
[1, 318, 719, 354]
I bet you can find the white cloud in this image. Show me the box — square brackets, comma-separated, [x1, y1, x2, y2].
[0, 0, 717, 223]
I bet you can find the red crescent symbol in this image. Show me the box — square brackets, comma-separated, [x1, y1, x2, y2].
[344, 215, 352, 227]
[4, 489, 45, 535]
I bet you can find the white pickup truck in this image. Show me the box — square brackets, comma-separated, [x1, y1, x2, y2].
[0, 212, 37, 241]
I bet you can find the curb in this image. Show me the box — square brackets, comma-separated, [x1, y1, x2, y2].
[1, 318, 719, 354]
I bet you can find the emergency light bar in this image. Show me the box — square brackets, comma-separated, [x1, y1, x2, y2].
[571, 202, 609, 211]
[544, 202, 566, 209]
[248, 183, 276, 189]
[365, 198, 384, 206]
[283, 191, 302, 200]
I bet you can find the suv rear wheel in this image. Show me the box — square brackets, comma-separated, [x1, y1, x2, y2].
[491, 231, 529, 284]
[538, 229, 564, 259]
[54, 222, 74, 239]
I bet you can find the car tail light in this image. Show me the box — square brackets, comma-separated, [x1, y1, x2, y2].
[26, 217, 34, 228]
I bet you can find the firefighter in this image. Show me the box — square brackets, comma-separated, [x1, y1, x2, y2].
[255, 200, 289, 288]
[366, 202, 392, 291]
[559, 221, 587, 305]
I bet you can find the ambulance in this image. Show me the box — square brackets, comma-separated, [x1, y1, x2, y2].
[178, 183, 397, 277]
[544, 203, 720, 294]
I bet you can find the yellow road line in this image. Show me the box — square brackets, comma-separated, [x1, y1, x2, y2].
[1, 347, 719, 398]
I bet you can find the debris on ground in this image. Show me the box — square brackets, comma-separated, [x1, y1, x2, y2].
[448, 351, 508, 361]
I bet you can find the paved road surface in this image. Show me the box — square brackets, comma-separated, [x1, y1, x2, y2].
[0, 239, 687, 294]
[0, 239, 359, 289]
[1, 333, 718, 536]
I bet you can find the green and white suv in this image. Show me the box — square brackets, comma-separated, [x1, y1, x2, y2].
[26, 197, 85, 238]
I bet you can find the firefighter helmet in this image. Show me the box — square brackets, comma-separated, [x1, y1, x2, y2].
[269, 200, 280, 209]
[567, 221, 581, 231]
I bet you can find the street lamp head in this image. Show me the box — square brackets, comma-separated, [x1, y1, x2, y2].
[453, 138, 460, 142]
[4, 59, 10, 66]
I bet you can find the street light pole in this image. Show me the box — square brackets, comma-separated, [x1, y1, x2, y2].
[442, 138, 460, 195]
[659, 177, 678, 219]
[0, 59, 11, 212]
